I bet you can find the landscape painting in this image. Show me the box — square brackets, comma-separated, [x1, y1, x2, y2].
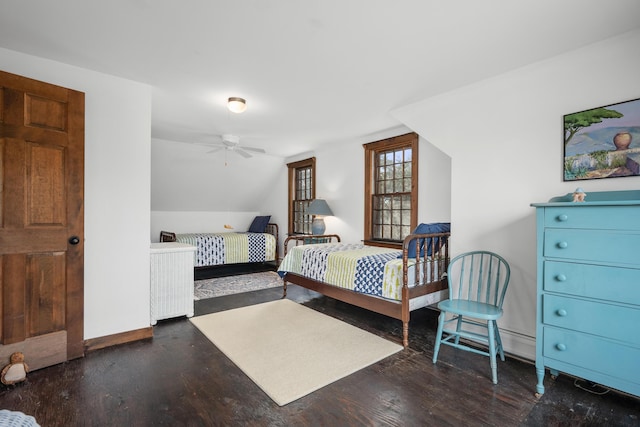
[563, 97, 640, 181]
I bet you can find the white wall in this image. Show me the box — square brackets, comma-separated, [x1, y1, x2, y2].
[0, 48, 152, 340]
[392, 29, 640, 360]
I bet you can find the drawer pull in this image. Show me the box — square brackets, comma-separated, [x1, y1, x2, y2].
[557, 241, 568, 249]
[555, 274, 567, 282]
[556, 214, 569, 222]
[556, 309, 568, 317]
[555, 343, 567, 351]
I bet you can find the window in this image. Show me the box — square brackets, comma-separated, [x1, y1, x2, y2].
[364, 133, 418, 247]
[287, 157, 316, 235]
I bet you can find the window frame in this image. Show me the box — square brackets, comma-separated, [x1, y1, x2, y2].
[363, 133, 418, 248]
[287, 157, 316, 235]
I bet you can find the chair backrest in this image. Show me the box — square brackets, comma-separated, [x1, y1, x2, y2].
[447, 251, 510, 308]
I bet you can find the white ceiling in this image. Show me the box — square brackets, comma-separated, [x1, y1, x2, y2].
[2, 0, 640, 158]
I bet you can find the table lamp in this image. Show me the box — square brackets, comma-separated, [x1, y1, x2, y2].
[306, 199, 333, 235]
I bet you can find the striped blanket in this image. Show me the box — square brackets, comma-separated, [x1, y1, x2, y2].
[176, 232, 276, 267]
[278, 243, 427, 301]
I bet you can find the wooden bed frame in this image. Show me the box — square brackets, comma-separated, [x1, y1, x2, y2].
[280, 232, 450, 348]
[159, 223, 280, 277]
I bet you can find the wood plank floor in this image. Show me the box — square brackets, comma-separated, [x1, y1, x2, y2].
[0, 284, 638, 426]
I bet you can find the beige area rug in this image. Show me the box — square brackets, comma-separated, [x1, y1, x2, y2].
[190, 299, 403, 406]
[194, 271, 283, 300]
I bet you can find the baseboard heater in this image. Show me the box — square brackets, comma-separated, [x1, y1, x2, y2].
[150, 242, 196, 325]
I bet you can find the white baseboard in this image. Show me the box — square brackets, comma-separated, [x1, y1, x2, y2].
[501, 328, 535, 362]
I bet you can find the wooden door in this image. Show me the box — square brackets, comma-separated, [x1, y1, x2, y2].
[0, 70, 84, 370]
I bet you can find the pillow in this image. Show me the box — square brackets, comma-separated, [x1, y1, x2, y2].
[405, 222, 450, 258]
[248, 215, 271, 233]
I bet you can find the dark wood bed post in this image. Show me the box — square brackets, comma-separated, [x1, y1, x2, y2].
[401, 236, 420, 348]
[401, 286, 410, 348]
[401, 237, 418, 348]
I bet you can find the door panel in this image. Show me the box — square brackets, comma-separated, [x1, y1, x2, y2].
[25, 93, 68, 131]
[27, 252, 66, 337]
[27, 143, 66, 226]
[0, 70, 84, 368]
[2, 254, 27, 344]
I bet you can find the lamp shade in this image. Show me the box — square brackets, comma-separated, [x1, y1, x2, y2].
[306, 199, 333, 217]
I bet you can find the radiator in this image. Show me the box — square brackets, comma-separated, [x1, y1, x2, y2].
[150, 242, 196, 325]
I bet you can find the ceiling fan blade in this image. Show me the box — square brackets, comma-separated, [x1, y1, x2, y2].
[193, 141, 224, 149]
[207, 147, 224, 154]
[222, 134, 240, 147]
[235, 148, 253, 158]
[241, 146, 266, 154]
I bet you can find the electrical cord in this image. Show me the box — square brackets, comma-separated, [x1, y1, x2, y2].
[574, 378, 610, 395]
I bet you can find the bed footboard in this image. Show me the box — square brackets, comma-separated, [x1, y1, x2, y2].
[265, 223, 279, 260]
[283, 234, 341, 255]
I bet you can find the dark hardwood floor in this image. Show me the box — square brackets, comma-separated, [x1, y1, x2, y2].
[0, 284, 638, 426]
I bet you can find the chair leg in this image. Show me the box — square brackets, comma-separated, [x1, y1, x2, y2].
[494, 321, 505, 362]
[454, 315, 463, 345]
[487, 320, 498, 384]
[432, 311, 445, 364]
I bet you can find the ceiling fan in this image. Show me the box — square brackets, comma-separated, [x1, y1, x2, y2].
[203, 134, 266, 158]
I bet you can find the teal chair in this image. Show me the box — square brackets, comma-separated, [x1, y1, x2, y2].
[432, 251, 511, 384]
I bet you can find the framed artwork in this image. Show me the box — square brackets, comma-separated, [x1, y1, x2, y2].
[563, 97, 640, 181]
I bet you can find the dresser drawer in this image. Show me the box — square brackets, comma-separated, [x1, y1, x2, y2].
[543, 294, 640, 346]
[544, 229, 640, 265]
[543, 326, 640, 385]
[544, 206, 640, 230]
[544, 261, 640, 305]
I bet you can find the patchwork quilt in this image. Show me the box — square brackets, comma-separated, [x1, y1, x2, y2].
[176, 232, 276, 267]
[278, 243, 432, 301]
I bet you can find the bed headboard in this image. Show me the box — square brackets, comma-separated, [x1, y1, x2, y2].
[159, 230, 177, 242]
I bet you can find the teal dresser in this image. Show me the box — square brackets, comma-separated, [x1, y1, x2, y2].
[531, 190, 640, 398]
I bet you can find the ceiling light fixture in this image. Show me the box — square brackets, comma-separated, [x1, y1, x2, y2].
[227, 97, 247, 113]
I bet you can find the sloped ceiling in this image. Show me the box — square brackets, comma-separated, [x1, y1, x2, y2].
[151, 138, 284, 211]
[2, 1, 639, 210]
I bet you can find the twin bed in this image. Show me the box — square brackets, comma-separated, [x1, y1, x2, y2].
[159, 221, 279, 270]
[278, 226, 451, 348]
